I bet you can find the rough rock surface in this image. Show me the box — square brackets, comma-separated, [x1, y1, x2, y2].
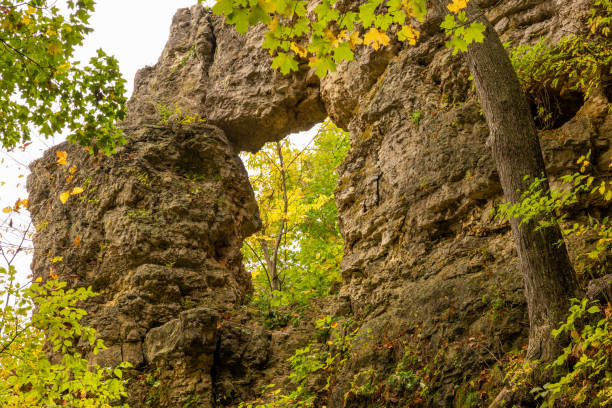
[327, 0, 610, 405]
[27, 0, 611, 407]
[27, 123, 263, 406]
[125, 7, 326, 152]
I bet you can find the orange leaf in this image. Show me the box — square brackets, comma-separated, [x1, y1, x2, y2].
[56, 151, 68, 165]
[447, 0, 468, 13]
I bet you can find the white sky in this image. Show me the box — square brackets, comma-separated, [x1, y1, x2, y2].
[0, 0, 316, 277]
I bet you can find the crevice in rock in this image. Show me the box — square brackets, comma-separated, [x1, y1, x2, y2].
[206, 13, 217, 79]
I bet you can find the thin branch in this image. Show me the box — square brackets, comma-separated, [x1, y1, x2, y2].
[244, 239, 273, 291]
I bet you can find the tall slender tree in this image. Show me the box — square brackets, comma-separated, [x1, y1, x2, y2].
[460, 1, 579, 362]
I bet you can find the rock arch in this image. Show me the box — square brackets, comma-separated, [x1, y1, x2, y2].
[27, 1, 612, 407]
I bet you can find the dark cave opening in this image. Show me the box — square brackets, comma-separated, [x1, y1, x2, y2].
[528, 87, 585, 130]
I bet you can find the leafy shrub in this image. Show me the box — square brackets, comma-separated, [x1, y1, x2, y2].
[238, 316, 359, 408]
[531, 299, 611, 407]
[0, 265, 130, 406]
[509, 0, 612, 128]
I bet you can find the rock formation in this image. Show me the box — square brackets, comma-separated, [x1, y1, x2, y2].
[27, 0, 611, 406]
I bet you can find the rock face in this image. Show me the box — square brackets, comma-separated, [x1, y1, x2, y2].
[327, 0, 610, 404]
[27, 1, 611, 407]
[27, 123, 262, 405]
[124, 7, 325, 152]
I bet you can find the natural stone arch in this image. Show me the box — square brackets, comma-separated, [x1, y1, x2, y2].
[27, 6, 328, 406]
[124, 6, 326, 152]
[26, 1, 612, 407]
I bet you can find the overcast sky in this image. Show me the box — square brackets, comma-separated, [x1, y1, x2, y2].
[0, 0, 316, 276]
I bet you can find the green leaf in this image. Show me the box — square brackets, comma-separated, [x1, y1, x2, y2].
[212, 0, 236, 16]
[228, 10, 251, 34]
[587, 306, 601, 314]
[314, 56, 337, 78]
[332, 42, 354, 63]
[440, 14, 457, 31]
[272, 52, 299, 74]
[464, 22, 486, 45]
[446, 36, 468, 54]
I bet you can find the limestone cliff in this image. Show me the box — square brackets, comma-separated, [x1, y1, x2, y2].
[27, 0, 611, 407]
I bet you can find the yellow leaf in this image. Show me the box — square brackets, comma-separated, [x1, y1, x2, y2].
[2, 207, 11, 214]
[71, 186, 84, 195]
[324, 29, 343, 47]
[56, 151, 68, 165]
[398, 25, 420, 45]
[447, 0, 468, 14]
[290, 42, 308, 58]
[35, 277, 42, 283]
[46, 43, 62, 56]
[59, 191, 70, 204]
[349, 31, 363, 49]
[268, 15, 279, 31]
[56, 62, 71, 73]
[50, 256, 63, 263]
[363, 28, 390, 51]
[258, 0, 277, 13]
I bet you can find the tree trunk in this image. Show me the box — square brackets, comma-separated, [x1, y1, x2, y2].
[462, 2, 580, 363]
[259, 238, 280, 291]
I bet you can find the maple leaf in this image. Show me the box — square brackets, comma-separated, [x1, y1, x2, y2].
[464, 22, 486, 45]
[447, 0, 468, 14]
[212, 0, 234, 16]
[349, 31, 363, 49]
[46, 43, 62, 56]
[398, 25, 420, 45]
[272, 52, 299, 74]
[290, 42, 308, 58]
[258, 0, 277, 13]
[267, 15, 279, 31]
[363, 28, 390, 51]
[56, 151, 68, 165]
[333, 42, 354, 63]
[59, 191, 70, 204]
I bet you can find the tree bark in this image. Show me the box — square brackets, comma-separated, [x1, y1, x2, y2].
[462, 2, 580, 363]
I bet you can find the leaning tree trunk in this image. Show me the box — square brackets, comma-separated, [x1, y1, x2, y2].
[461, 2, 580, 363]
